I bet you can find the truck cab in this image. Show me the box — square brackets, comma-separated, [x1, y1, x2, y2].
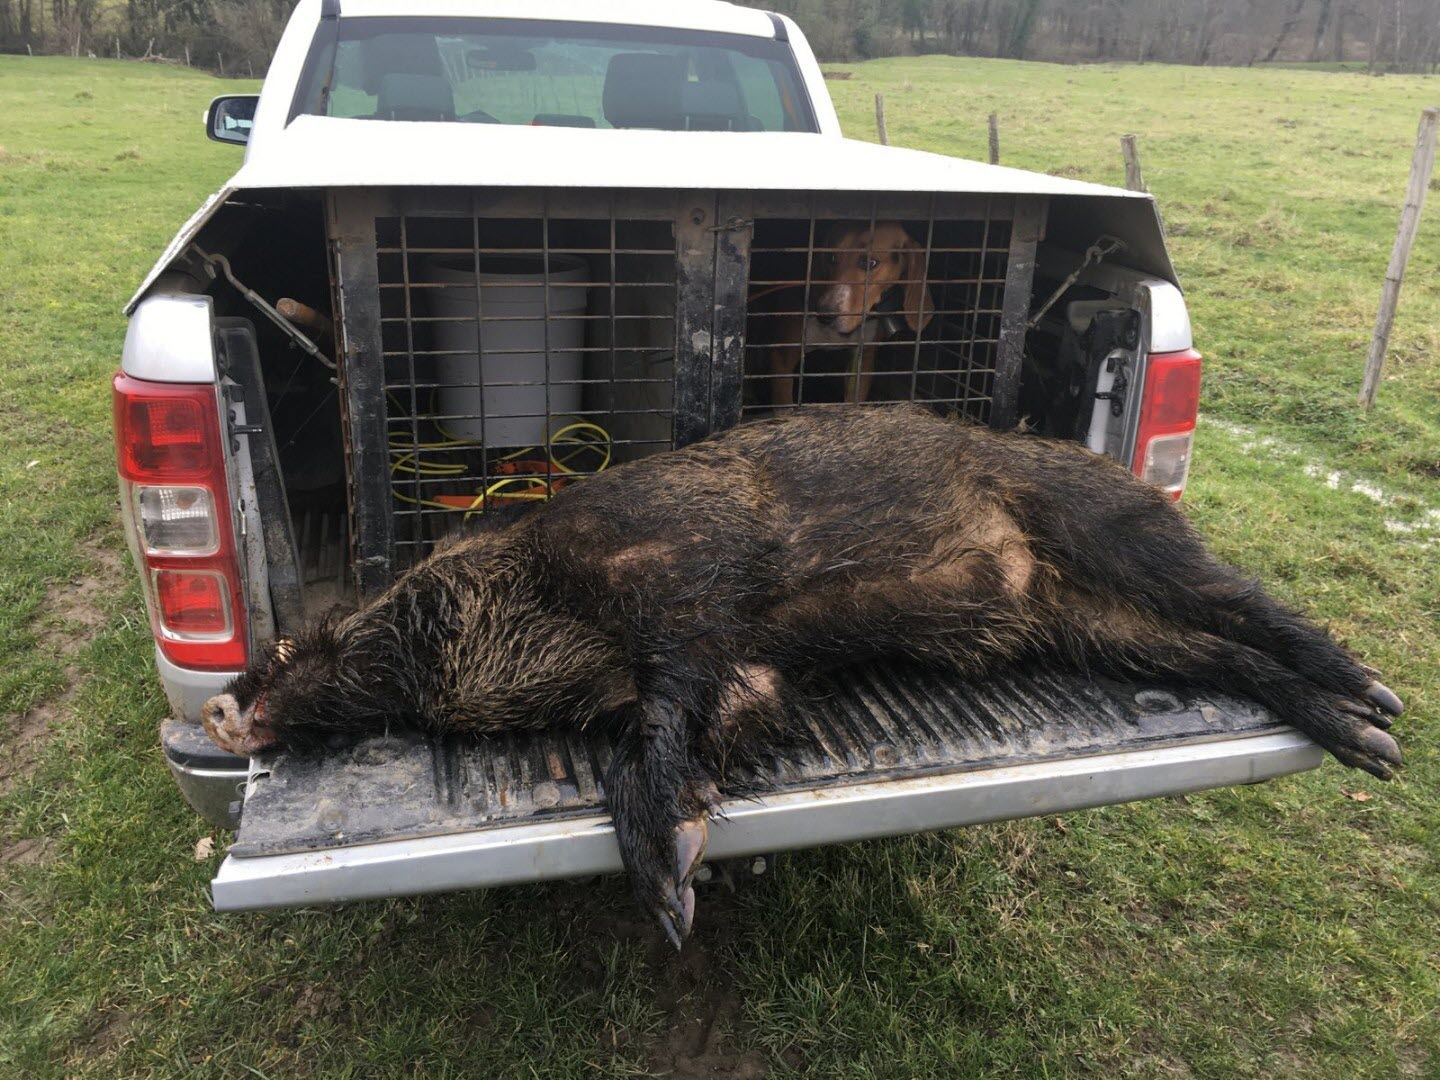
[115, 0, 1321, 912]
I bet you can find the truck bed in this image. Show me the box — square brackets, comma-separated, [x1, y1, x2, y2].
[212, 662, 1321, 911]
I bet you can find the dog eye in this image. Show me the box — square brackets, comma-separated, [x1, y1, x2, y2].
[866, 258, 878, 270]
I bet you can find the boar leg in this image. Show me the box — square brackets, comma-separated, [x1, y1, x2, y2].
[605, 693, 720, 949]
[1073, 611, 1403, 780]
[1194, 581, 1406, 724]
[1057, 514, 1403, 717]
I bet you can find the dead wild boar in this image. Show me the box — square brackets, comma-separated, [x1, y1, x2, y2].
[203, 405, 1403, 947]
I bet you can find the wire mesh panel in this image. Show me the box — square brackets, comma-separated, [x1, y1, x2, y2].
[373, 206, 677, 569]
[333, 189, 1041, 596]
[743, 198, 1012, 423]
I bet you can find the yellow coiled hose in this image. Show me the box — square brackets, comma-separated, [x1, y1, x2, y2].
[388, 410, 612, 520]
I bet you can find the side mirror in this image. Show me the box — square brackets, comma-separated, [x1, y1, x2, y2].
[206, 95, 259, 145]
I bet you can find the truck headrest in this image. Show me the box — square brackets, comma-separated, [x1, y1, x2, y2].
[376, 73, 455, 122]
[603, 53, 687, 130]
[680, 81, 744, 131]
[358, 33, 446, 93]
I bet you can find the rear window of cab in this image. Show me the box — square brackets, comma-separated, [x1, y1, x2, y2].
[293, 17, 818, 133]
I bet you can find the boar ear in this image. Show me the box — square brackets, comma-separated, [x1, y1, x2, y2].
[902, 237, 934, 335]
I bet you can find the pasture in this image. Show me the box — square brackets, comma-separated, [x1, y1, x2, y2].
[0, 54, 1437, 1077]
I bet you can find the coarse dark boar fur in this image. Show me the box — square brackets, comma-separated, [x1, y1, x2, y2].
[203, 405, 1404, 947]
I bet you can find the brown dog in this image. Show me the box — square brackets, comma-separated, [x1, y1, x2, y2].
[757, 222, 935, 406]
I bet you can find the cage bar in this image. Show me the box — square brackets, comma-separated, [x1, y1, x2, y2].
[328, 189, 396, 599]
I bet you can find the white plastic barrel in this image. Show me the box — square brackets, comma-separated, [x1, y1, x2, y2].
[424, 254, 590, 447]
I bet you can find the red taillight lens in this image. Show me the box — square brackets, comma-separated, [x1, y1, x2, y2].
[115, 385, 216, 481]
[153, 569, 234, 639]
[113, 373, 247, 670]
[1134, 348, 1202, 501]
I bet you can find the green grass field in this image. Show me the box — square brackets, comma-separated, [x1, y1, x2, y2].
[1, 54, 1437, 1077]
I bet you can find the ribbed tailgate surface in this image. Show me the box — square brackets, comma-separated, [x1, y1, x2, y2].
[231, 663, 1280, 858]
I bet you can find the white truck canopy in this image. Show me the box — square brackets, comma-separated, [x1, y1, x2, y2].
[128, 126, 1171, 312]
[231, 121, 1138, 198]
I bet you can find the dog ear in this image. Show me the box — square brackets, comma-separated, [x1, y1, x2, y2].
[902, 237, 935, 334]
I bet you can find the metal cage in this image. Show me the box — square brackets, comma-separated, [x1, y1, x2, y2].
[329, 188, 1044, 594]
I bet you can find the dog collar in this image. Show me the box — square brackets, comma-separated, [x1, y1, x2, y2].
[874, 284, 910, 338]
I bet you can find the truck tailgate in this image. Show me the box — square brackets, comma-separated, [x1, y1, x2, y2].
[212, 663, 1322, 910]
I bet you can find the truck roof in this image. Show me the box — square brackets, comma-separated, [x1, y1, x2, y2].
[326, 0, 779, 37]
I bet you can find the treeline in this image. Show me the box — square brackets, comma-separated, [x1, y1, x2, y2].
[4, 0, 1439, 73]
[765, 0, 1440, 69]
[0, 0, 295, 72]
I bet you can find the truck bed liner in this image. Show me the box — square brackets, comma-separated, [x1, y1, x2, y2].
[231, 662, 1290, 859]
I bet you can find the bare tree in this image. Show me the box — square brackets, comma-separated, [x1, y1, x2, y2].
[1263, 0, 1310, 61]
[8, 0, 1440, 75]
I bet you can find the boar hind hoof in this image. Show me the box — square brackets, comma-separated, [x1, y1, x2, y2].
[1364, 680, 1404, 717]
[1339, 699, 1392, 730]
[1331, 722, 1403, 782]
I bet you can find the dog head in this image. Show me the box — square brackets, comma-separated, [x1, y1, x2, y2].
[812, 222, 935, 337]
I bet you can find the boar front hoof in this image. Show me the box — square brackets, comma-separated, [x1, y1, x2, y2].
[654, 815, 709, 950]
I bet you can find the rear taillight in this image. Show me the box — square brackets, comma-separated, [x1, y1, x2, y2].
[152, 569, 235, 639]
[1133, 348, 1202, 501]
[114, 374, 247, 669]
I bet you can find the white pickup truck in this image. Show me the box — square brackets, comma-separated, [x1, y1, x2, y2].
[116, 0, 1322, 913]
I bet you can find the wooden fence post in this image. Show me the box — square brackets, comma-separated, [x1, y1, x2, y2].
[1121, 134, 1145, 191]
[1360, 105, 1440, 408]
[874, 94, 889, 145]
[988, 112, 1000, 164]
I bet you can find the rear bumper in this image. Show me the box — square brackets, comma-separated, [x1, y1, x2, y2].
[211, 728, 1322, 912]
[156, 649, 247, 829]
[162, 718, 248, 829]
